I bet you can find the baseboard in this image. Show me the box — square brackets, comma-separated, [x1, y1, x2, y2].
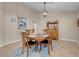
[1, 38, 79, 47]
[2, 39, 22, 47]
[59, 38, 79, 45]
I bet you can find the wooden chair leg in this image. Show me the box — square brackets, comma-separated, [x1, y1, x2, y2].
[22, 46, 24, 54]
[48, 40, 51, 56]
[48, 45, 50, 56]
[26, 46, 29, 57]
[51, 40, 53, 50]
[35, 43, 38, 52]
[22, 43, 26, 54]
[39, 43, 41, 52]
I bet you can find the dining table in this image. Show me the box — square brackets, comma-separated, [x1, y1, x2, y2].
[27, 33, 51, 55]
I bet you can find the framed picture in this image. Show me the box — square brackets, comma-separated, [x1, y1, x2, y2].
[17, 17, 26, 32]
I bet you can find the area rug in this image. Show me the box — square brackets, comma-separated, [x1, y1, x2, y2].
[10, 43, 56, 57]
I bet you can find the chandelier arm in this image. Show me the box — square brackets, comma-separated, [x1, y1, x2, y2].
[42, 2, 48, 17]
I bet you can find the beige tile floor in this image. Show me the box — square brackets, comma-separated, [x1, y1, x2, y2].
[0, 40, 79, 57]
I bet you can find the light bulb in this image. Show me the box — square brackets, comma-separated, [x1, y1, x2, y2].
[42, 12, 47, 17]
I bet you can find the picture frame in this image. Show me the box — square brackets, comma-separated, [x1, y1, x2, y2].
[17, 17, 26, 32]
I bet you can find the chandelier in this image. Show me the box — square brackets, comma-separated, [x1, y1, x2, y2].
[42, 2, 48, 17]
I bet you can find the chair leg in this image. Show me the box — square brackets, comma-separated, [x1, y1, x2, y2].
[35, 43, 38, 52]
[22, 44, 26, 54]
[26, 46, 29, 57]
[22, 47, 24, 54]
[39, 43, 41, 52]
[51, 40, 53, 50]
[48, 45, 50, 56]
[48, 40, 51, 56]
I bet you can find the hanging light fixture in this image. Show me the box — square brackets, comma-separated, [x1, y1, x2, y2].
[42, 2, 48, 17]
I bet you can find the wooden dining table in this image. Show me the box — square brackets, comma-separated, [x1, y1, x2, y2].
[27, 33, 51, 55]
[27, 34, 49, 42]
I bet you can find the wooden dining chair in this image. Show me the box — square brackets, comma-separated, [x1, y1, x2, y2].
[43, 29, 54, 51]
[32, 36, 51, 55]
[20, 31, 37, 57]
[40, 37, 51, 55]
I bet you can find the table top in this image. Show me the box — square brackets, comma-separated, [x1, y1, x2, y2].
[27, 34, 49, 42]
[27, 34, 49, 38]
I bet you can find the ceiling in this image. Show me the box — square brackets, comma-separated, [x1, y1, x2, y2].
[24, 2, 79, 12]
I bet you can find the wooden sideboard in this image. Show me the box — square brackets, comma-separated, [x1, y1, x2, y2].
[43, 21, 58, 40]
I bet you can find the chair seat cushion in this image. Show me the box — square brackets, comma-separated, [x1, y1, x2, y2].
[40, 40, 48, 44]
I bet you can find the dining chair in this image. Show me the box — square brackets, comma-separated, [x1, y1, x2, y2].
[20, 31, 37, 57]
[43, 29, 54, 50]
[40, 37, 51, 55]
[31, 35, 51, 55]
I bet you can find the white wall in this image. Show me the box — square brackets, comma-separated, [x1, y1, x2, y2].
[39, 11, 79, 42]
[1, 2, 39, 46]
[0, 2, 79, 46]
[0, 3, 3, 46]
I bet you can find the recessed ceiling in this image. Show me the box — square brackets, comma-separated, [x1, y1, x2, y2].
[24, 2, 79, 12]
